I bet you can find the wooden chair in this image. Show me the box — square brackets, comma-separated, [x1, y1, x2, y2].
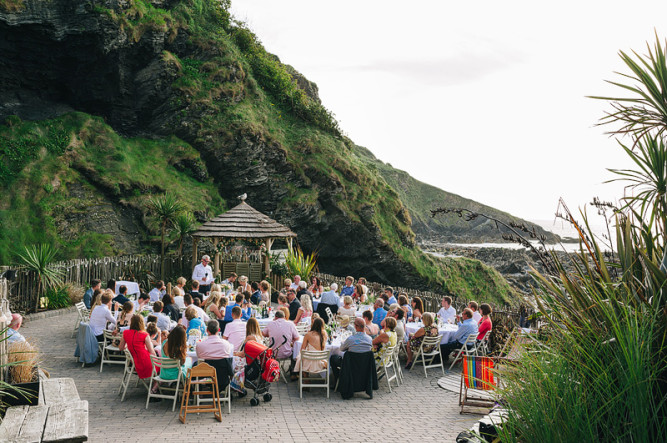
[99, 329, 125, 373]
[146, 355, 184, 412]
[459, 356, 498, 414]
[119, 349, 149, 402]
[449, 334, 479, 371]
[411, 334, 444, 377]
[179, 363, 222, 424]
[376, 345, 398, 392]
[298, 349, 330, 398]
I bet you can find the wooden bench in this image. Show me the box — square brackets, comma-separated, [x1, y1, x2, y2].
[0, 378, 88, 442]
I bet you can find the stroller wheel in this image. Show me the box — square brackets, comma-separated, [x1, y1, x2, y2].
[250, 397, 260, 407]
[263, 393, 272, 402]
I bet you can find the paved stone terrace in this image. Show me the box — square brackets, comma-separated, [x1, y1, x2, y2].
[22, 311, 479, 442]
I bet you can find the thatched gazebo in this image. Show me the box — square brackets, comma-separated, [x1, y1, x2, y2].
[192, 196, 297, 279]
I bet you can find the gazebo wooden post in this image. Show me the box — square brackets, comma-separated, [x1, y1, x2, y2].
[192, 237, 199, 268]
[264, 238, 273, 276]
[213, 238, 220, 279]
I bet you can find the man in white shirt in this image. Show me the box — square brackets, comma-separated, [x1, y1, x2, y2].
[148, 280, 165, 302]
[180, 294, 210, 328]
[468, 301, 482, 323]
[173, 291, 185, 309]
[152, 301, 173, 331]
[289, 275, 301, 290]
[437, 296, 457, 324]
[192, 255, 215, 294]
[90, 292, 117, 341]
[222, 307, 246, 351]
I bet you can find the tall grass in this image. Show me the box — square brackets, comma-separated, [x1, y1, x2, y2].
[284, 243, 318, 282]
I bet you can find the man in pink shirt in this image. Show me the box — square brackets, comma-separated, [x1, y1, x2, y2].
[196, 320, 234, 360]
[262, 310, 299, 359]
[222, 307, 246, 351]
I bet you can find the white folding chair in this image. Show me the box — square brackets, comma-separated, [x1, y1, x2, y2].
[476, 334, 490, 356]
[296, 323, 310, 335]
[100, 329, 126, 372]
[325, 307, 335, 325]
[392, 344, 404, 385]
[119, 349, 149, 401]
[449, 334, 479, 371]
[146, 355, 184, 412]
[411, 334, 444, 377]
[376, 345, 398, 392]
[72, 302, 87, 337]
[298, 349, 330, 398]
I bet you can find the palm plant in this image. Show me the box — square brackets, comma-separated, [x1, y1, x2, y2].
[284, 243, 318, 282]
[147, 194, 184, 279]
[15, 243, 63, 311]
[172, 213, 198, 260]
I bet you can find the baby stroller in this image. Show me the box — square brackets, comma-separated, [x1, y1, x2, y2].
[243, 338, 282, 406]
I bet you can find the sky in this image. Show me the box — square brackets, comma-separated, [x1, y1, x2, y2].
[230, 0, 667, 222]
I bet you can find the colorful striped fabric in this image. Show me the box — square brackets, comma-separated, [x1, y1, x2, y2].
[462, 356, 496, 390]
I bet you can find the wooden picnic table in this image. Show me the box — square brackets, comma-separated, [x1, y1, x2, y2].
[0, 378, 88, 442]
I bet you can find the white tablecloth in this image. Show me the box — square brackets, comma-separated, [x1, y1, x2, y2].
[292, 336, 343, 360]
[115, 281, 141, 296]
[404, 323, 459, 344]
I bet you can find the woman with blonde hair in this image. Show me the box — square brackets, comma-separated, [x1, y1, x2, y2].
[237, 276, 251, 294]
[293, 294, 313, 323]
[174, 277, 186, 296]
[259, 280, 271, 303]
[283, 278, 292, 292]
[210, 283, 222, 293]
[405, 312, 439, 369]
[338, 296, 356, 317]
[204, 291, 224, 320]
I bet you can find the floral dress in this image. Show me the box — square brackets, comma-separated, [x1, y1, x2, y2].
[375, 330, 397, 366]
[409, 325, 438, 353]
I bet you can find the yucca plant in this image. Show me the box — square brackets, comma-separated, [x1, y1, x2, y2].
[172, 213, 198, 260]
[15, 243, 64, 311]
[147, 194, 184, 279]
[284, 243, 318, 282]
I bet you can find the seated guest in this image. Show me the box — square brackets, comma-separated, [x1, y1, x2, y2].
[340, 276, 355, 297]
[372, 298, 387, 328]
[293, 293, 313, 324]
[477, 303, 493, 340]
[90, 288, 103, 312]
[287, 289, 301, 321]
[283, 278, 292, 293]
[259, 280, 271, 303]
[180, 294, 209, 328]
[330, 318, 373, 380]
[6, 314, 26, 345]
[338, 296, 356, 317]
[107, 279, 116, 294]
[173, 277, 186, 297]
[290, 275, 301, 291]
[352, 284, 366, 303]
[84, 279, 101, 309]
[162, 293, 181, 323]
[133, 292, 150, 312]
[236, 275, 251, 294]
[149, 280, 165, 302]
[152, 301, 172, 332]
[231, 318, 263, 394]
[224, 294, 248, 323]
[293, 317, 328, 381]
[339, 315, 355, 333]
[411, 297, 424, 322]
[119, 315, 155, 381]
[90, 291, 117, 342]
[317, 283, 340, 323]
[112, 285, 130, 306]
[362, 310, 379, 336]
[373, 317, 397, 365]
[241, 292, 253, 319]
[439, 308, 479, 365]
[222, 306, 246, 351]
[279, 306, 290, 320]
[297, 280, 311, 298]
[250, 282, 262, 305]
[160, 326, 192, 386]
[468, 301, 482, 323]
[197, 320, 233, 360]
[392, 307, 406, 344]
[146, 321, 161, 348]
[385, 287, 397, 305]
[204, 292, 224, 322]
[221, 272, 238, 289]
[114, 301, 134, 335]
[185, 306, 206, 336]
[277, 294, 289, 310]
[173, 285, 186, 309]
[190, 281, 205, 304]
[405, 312, 439, 369]
[262, 310, 299, 360]
[307, 276, 323, 298]
[437, 296, 457, 324]
[398, 294, 412, 319]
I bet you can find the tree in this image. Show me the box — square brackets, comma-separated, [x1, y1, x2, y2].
[148, 194, 184, 279]
[16, 244, 64, 311]
[172, 213, 198, 260]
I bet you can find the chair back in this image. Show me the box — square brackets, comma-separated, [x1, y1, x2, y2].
[325, 307, 335, 325]
[296, 324, 309, 335]
[420, 334, 442, 350]
[188, 361, 216, 379]
[150, 354, 180, 375]
[301, 349, 330, 362]
[462, 356, 496, 391]
[464, 333, 478, 350]
[103, 329, 116, 343]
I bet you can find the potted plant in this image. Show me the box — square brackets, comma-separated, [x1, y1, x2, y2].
[5, 341, 40, 406]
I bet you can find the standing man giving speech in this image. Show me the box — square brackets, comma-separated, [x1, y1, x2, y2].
[193, 255, 215, 294]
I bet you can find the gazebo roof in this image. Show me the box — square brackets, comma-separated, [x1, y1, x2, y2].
[192, 201, 297, 239]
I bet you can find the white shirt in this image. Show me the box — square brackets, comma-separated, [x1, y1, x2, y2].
[437, 306, 457, 323]
[472, 311, 482, 323]
[148, 288, 164, 302]
[289, 282, 299, 290]
[181, 305, 210, 328]
[192, 263, 215, 285]
[90, 305, 116, 337]
[174, 295, 185, 309]
[154, 312, 172, 331]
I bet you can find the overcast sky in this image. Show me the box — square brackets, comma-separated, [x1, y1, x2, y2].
[230, 0, 667, 221]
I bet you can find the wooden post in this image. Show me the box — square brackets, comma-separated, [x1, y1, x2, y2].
[192, 237, 199, 268]
[213, 238, 220, 278]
